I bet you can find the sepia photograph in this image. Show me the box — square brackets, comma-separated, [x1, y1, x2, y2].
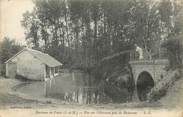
[0, 0, 183, 117]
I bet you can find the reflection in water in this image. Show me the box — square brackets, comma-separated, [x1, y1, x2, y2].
[14, 71, 135, 104]
[46, 72, 99, 104]
[15, 71, 99, 104]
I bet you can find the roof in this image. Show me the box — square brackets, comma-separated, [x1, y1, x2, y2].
[5, 48, 62, 67]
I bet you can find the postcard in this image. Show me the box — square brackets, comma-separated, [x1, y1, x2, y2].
[0, 0, 183, 117]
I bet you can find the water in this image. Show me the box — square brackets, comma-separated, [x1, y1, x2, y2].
[14, 82, 46, 98]
[15, 71, 99, 104]
[45, 71, 99, 104]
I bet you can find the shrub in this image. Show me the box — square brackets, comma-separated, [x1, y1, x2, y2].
[161, 36, 183, 70]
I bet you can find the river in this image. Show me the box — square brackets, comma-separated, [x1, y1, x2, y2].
[14, 71, 99, 104]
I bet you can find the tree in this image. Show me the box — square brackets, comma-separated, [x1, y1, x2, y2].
[21, 11, 40, 49]
[162, 36, 183, 69]
[21, 0, 183, 103]
[0, 37, 23, 75]
[161, 14, 183, 69]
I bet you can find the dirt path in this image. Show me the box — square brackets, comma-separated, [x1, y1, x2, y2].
[0, 78, 54, 109]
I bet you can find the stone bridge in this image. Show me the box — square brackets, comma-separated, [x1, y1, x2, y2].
[129, 59, 169, 101]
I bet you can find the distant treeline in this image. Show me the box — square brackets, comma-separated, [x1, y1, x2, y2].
[0, 37, 23, 75]
[0, 0, 182, 76]
[20, 0, 183, 70]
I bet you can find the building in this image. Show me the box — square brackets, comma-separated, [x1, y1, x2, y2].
[5, 48, 62, 81]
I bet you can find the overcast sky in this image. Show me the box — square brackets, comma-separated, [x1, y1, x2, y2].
[0, 0, 34, 45]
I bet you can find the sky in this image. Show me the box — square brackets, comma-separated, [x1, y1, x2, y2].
[0, 0, 34, 45]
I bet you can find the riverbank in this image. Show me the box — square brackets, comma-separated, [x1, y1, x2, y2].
[0, 75, 75, 109]
[0, 77, 38, 109]
[0, 74, 182, 110]
[159, 76, 183, 109]
[0, 76, 156, 109]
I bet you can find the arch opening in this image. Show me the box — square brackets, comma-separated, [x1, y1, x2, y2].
[137, 71, 154, 101]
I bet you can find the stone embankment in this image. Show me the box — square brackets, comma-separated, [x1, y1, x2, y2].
[147, 69, 183, 108]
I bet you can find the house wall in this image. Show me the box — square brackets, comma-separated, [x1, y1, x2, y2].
[6, 62, 17, 78]
[10, 51, 45, 80]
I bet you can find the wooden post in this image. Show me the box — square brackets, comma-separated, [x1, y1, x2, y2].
[43, 65, 46, 81]
[49, 67, 52, 78]
[6, 63, 8, 77]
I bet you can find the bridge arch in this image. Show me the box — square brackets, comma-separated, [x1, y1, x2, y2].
[136, 71, 154, 101]
[129, 59, 169, 101]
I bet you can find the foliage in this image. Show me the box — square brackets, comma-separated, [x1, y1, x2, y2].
[162, 35, 183, 69]
[0, 37, 23, 75]
[161, 12, 183, 69]
[21, 0, 183, 67]
[21, 0, 183, 102]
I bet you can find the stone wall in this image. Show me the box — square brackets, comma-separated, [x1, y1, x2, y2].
[130, 59, 168, 85]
